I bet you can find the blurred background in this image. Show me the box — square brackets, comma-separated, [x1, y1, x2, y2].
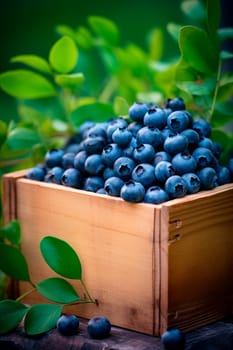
[0, 0, 232, 121]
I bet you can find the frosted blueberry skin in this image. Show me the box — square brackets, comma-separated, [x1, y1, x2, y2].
[87, 316, 111, 339]
[182, 173, 201, 194]
[163, 134, 189, 155]
[56, 314, 80, 336]
[197, 167, 218, 190]
[133, 143, 155, 164]
[61, 168, 82, 188]
[161, 328, 185, 350]
[192, 118, 211, 138]
[128, 102, 149, 123]
[167, 110, 191, 133]
[165, 175, 188, 199]
[171, 152, 197, 175]
[132, 163, 156, 189]
[154, 161, 175, 184]
[144, 186, 169, 204]
[120, 180, 145, 203]
[113, 156, 136, 180]
[104, 176, 124, 197]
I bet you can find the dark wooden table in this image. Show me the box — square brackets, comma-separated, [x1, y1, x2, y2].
[1, 317, 233, 350]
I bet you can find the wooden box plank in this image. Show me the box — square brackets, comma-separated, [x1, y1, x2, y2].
[2, 171, 233, 336]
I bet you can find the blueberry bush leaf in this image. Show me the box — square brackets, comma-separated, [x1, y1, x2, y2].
[0, 69, 56, 99]
[0, 220, 21, 246]
[55, 72, 85, 90]
[36, 277, 80, 304]
[88, 16, 119, 46]
[40, 236, 82, 279]
[49, 36, 78, 74]
[0, 300, 28, 334]
[0, 243, 31, 282]
[10, 55, 52, 74]
[24, 304, 63, 335]
[5, 127, 41, 151]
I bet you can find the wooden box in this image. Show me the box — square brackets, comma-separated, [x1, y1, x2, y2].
[2, 170, 233, 336]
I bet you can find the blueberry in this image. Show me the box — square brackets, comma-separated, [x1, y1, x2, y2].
[79, 121, 96, 139]
[61, 168, 82, 188]
[113, 156, 136, 180]
[83, 176, 105, 192]
[198, 136, 214, 151]
[154, 161, 175, 183]
[128, 102, 149, 123]
[132, 163, 156, 188]
[165, 175, 187, 199]
[104, 176, 125, 197]
[143, 107, 167, 130]
[171, 152, 197, 175]
[165, 97, 186, 111]
[128, 121, 143, 136]
[193, 118, 211, 137]
[212, 141, 222, 159]
[26, 165, 45, 181]
[83, 136, 106, 154]
[167, 111, 190, 133]
[56, 314, 80, 336]
[45, 148, 65, 168]
[86, 124, 107, 140]
[227, 158, 233, 180]
[136, 126, 164, 150]
[106, 118, 128, 142]
[87, 316, 111, 339]
[161, 328, 185, 350]
[144, 186, 169, 204]
[62, 152, 75, 169]
[44, 166, 64, 184]
[96, 188, 107, 195]
[103, 167, 115, 180]
[182, 173, 201, 194]
[74, 150, 88, 173]
[180, 129, 200, 151]
[163, 134, 188, 155]
[192, 147, 214, 168]
[112, 126, 132, 147]
[84, 154, 105, 175]
[102, 143, 122, 166]
[133, 143, 155, 163]
[153, 151, 171, 166]
[161, 126, 176, 140]
[197, 167, 217, 189]
[216, 165, 231, 185]
[120, 180, 145, 202]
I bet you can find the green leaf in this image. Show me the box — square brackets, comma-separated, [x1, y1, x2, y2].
[0, 243, 30, 281]
[181, 0, 206, 23]
[0, 69, 56, 99]
[55, 73, 85, 90]
[147, 28, 163, 60]
[56, 24, 78, 42]
[11, 55, 52, 74]
[0, 120, 7, 148]
[206, 0, 221, 39]
[6, 127, 41, 150]
[218, 75, 233, 100]
[176, 79, 215, 95]
[49, 36, 78, 73]
[178, 25, 219, 74]
[24, 304, 62, 335]
[70, 102, 115, 128]
[113, 96, 129, 116]
[36, 277, 80, 304]
[0, 300, 28, 334]
[75, 26, 93, 49]
[212, 101, 233, 127]
[0, 220, 21, 246]
[40, 236, 82, 279]
[88, 16, 119, 46]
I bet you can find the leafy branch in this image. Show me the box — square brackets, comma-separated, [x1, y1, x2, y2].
[0, 221, 96, 335]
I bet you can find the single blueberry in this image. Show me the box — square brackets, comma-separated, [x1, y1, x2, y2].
[193, 118, 211, 137]
[113, 156, 136, 180]
[128, 121, 144, 136]
[182, 173, 201, 194]
[165, 175, 187, 199]
[103, 167, 115, 180]
[26, 165, 45, 181]
[45, 148, 65, 168]
[192, 147, 214, 168]
[133, 143, 155, 163]
[164, 97, 186, 111]
[87, 316, 111, 339]
[104, 176, 125, 197]
[197, 167, 217, 190]
[61, 168, 82, 188]
[102, 143, 122, 166]
[83, 176, 105, 192]
[79, 121, 96, 139]
[128, 102, 149, 123]
[112, 126, 132, 147]
[180, 128, 200, 151]
[161, 328, 185, 350]
[74, 150, 88, 173]
[86, 124, 107, 140]
[153, 151, 171, 166]
[62, 152, 76, 169]
[143, 106, 167, 130]
[154, 161, 175, 184]
[163, 134, 188, 155]
[144, 186, 169, 204]
[212, 141, 222, 159]
[171, 152, 197, 175]
[132, 163, 156, 188]
[198, 136, 214, 151]
[216, 165, 231, 185]
[44, 166, 64, 184]
[136, 126, 164, 150]
[120, 180, 145, 203]
[167, 110, 190, 133]
[106, 118, 128, 142]
[56, 314, 80, 336]
[83, 136, 106, 154]
[84, 154, 105, 175]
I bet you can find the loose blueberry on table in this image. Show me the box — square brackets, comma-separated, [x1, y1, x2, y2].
[26, 97, 233, 204]
[56, 314, 80, 336]
[87, 315, 111, 339]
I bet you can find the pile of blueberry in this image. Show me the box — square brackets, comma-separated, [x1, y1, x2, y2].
[27, 97, 233, 204]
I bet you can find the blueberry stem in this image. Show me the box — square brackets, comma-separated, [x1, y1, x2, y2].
[80, 279, 96, 304]
[16, 287, 36, 302]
